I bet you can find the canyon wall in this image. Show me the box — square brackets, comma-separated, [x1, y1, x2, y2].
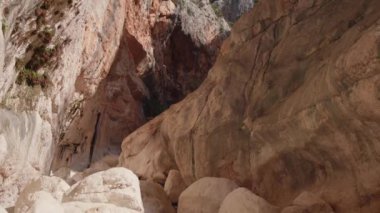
[3, 0, 379, 212]
[119, 0, 380, 212]
[0, 0, 126, 207]
[52, 0, 254, 171]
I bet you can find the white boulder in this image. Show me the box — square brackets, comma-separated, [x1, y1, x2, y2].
[63, 167, 143, 212]
[15, 191, 64, 213]
[14, 176, 69, 213]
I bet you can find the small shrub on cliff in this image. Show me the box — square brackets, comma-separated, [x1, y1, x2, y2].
[25, 45, 56, 71]
[2, 22, 7, 33]
[16, 68, 48, 88]
[40, 0, 52, 10]
[211, 4, 223, 17]
[38, 26, 55, 43]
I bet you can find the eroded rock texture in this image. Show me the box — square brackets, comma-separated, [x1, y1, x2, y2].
[119, 0, 380, 212]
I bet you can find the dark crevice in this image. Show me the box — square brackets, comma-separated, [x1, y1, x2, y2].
[143, 21, 223, 119]
[88, 112, 101, 168]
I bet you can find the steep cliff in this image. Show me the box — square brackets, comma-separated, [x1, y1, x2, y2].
[0, 0, 126, 207]
[2, 0, 379, 212]
[119, 0, 380, 212]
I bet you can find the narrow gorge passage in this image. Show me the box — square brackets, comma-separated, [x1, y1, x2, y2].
[50, 0, 248, 172]
[1, 0, 380, 212]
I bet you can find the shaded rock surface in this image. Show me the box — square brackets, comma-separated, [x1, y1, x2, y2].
[164, 170, 187, 203]
[219, 188, 279, 213]
[140, 180, 175, 213]
[281, 191, 334, 213]
[178, 177, 238, 213]
[119, 0, 380, 212]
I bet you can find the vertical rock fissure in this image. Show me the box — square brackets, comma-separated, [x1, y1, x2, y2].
[243, 35, 262, 107]
[88, 112, 101, 168]
[189, 85, 214, 180]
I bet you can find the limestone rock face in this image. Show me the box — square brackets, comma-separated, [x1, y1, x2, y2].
[164, 170, 187, 203]
[14, 176, 69, 213]
[219, 188, 280, 213]
[63, 167, 144, 212]
[0, 110, 51, 207]
[140, 181, 175, 213]
[178, 177, 238, 213]
[119, 0, 380, 212]
[0, 0, 126, 207]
